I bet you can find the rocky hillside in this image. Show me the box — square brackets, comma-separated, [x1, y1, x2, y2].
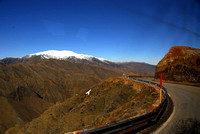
[0, 58, 121, 133]
[155, 46, 200, 83]
[6, 78, 159, 134]
[0, 50, 156, 133]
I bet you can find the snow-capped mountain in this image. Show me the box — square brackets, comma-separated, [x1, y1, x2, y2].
[0, 50, 156, 76]
[24, 50, 108, 63]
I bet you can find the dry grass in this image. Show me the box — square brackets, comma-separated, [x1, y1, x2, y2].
[5, 78, 159, 134]
[0, 58, 122, 133]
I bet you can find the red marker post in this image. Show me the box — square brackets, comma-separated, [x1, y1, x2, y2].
[160, 73, 162, 103]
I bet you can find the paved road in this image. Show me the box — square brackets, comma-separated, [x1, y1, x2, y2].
[148, 80, 200, 133]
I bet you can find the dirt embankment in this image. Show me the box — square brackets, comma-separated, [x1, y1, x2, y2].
[6, 78, 159, 134]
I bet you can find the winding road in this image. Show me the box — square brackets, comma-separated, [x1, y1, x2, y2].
[149, 80, 200, 133]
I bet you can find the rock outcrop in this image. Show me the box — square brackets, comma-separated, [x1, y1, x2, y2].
[155, 46, 200, 83]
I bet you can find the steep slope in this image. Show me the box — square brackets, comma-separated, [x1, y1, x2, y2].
[0, 58, 121, 133]
[0, 96, 24, 133]
[155, 46, 200, 82]
[6, 78, 159, 134]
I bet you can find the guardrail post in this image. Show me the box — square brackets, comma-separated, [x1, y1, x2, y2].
[145, 108, 147, 114]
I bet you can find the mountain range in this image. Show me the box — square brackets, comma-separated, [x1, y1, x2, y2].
[1, 50, 156, 76]
[0, 58, 121, 133]
[0, 50, 155, 133]
[1, 47, 199, 133]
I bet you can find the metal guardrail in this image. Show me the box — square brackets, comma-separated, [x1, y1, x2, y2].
[78, 78, 168, 134]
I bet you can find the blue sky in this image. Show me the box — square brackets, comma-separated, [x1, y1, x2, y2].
[0, 0, 199, 65]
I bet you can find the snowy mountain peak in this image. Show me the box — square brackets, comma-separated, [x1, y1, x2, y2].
[25, 50, 107, 62]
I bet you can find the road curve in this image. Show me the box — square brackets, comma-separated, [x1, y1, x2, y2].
[152, 81, 200, 133]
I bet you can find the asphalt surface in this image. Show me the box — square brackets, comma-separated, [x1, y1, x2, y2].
[147, 80, 200, 134]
